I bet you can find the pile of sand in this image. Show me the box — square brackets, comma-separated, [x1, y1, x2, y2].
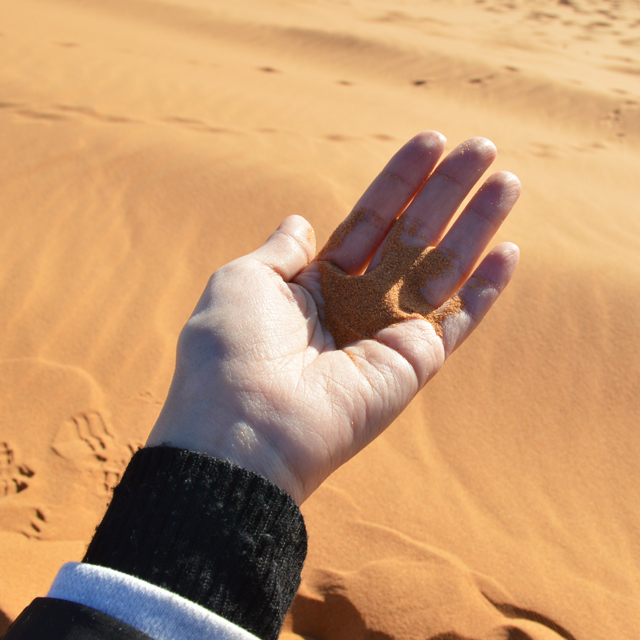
[1, 0, 639, 637]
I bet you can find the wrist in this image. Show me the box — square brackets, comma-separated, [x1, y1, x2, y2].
[147, 406, 307, 504]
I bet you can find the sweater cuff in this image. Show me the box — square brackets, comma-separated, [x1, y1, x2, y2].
[83, 446, 307, 640]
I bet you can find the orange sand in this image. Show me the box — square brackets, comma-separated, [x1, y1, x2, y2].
[2, 0, 640, 638]
[318, 216, 463, 347]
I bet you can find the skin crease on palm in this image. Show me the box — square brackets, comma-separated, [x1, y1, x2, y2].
[146, 131, 522, 505]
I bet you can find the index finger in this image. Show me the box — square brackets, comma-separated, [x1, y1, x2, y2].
[317, 131, 446, 275]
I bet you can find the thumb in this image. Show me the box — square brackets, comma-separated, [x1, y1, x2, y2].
[250, 215, 316, 281]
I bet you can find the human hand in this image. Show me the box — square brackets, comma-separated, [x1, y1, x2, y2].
[146, 132, 521, 504]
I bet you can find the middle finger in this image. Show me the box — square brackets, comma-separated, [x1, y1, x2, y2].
[365, 137, 497, 273]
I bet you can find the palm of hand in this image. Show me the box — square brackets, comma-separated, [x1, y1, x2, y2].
[147, 133, 521, 504]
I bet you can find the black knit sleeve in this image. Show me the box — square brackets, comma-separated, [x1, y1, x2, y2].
[83, 446, 307, 640]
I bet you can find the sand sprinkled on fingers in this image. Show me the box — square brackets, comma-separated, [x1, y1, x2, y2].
[318, 217, 464, 348]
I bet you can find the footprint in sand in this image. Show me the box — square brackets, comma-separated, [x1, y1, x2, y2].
[468, 74, 495, 85]
[161, 115, 234, 134]
[54, 104, 135, 124]
[528, 142, 563, 159]
[16, 109, 67, 122]
[52, 411, 138, 495]
[20, 507, 47, 540]
[0, 442, 35, 498]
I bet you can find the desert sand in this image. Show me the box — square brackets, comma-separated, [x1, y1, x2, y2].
[1, 0, 639, 637]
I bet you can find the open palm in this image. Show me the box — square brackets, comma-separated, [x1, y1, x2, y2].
[147, 132, 521, 504]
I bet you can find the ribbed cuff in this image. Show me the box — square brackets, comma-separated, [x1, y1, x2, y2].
[83, 447, 307, 640]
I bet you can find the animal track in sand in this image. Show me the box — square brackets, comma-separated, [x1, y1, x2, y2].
[137, 390, 162, 406]
[16, 109, 67, 122]
[0, 101, 137, 125]
[528, 142, 563, 159]
[52, 411, 138, 495]
[0, 442, 35, 498]
[20, 507, 47, 540]
[468, 74, 496, 85]
[54, 104, 136, 124]
[164, 116, 208, 126]
[608, 63, 640, 75]
[325, 134, 354, 142]
[162, 115, 234, 134]
[600, 102, 637, 136]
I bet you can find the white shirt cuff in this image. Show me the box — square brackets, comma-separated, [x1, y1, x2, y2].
[47, 562, 260, 640]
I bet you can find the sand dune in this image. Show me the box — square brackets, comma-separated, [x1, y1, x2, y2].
[1, 0, 640, 637]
